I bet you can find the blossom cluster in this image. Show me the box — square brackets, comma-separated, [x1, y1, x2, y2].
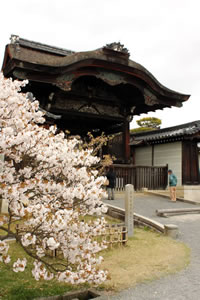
[0, 73, 108, 284]
[0, 241, 10, 264]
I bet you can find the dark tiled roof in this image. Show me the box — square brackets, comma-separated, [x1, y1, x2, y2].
[130, 120, 200, 144]
[2, 35, 190, 115]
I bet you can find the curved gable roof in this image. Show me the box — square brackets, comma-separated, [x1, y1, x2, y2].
[2, 35, 190, 115]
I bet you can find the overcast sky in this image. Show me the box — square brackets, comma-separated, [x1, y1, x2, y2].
[1, 0, 199, 129]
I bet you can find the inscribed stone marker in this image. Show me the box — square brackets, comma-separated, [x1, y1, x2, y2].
[125, 184, 134, 237]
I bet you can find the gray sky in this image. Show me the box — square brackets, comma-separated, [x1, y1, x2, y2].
[1, 0, 199, 129]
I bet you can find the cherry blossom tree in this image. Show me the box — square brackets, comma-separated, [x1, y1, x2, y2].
[0, 73, 108, 284]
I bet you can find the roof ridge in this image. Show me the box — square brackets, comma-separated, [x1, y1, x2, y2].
[10, 34, 75, 56]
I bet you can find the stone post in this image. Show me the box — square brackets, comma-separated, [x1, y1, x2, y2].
[164, 224, 179, 239]
[125, 184, 134, 237]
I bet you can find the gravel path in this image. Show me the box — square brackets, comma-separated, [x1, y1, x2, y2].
[99, 194, 200, 300]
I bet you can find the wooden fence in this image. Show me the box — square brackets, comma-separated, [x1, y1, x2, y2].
[16, 223, 128, 257]
[113, 164, 168, 191]
[94, 223, 128, 248]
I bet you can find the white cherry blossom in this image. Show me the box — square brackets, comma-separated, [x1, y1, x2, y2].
[47, 237, 60, 251]
[13, 258, 27, 272]
[21, 233, 36, 247]
[0, 73, 108, 284]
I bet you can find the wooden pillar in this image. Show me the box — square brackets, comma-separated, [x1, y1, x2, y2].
[123, 120, 130, 163]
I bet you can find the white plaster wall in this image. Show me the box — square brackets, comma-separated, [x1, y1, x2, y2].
[154, 142, 182, 186]
[134, 142, 182, 186]
[134, 146, 152, 166]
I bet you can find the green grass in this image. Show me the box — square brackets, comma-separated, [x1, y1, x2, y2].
[0, 215, 190, 299]
[0, 242, 86, 300]
[100, 228, 190, 291]
[0, 214, 120, 300]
